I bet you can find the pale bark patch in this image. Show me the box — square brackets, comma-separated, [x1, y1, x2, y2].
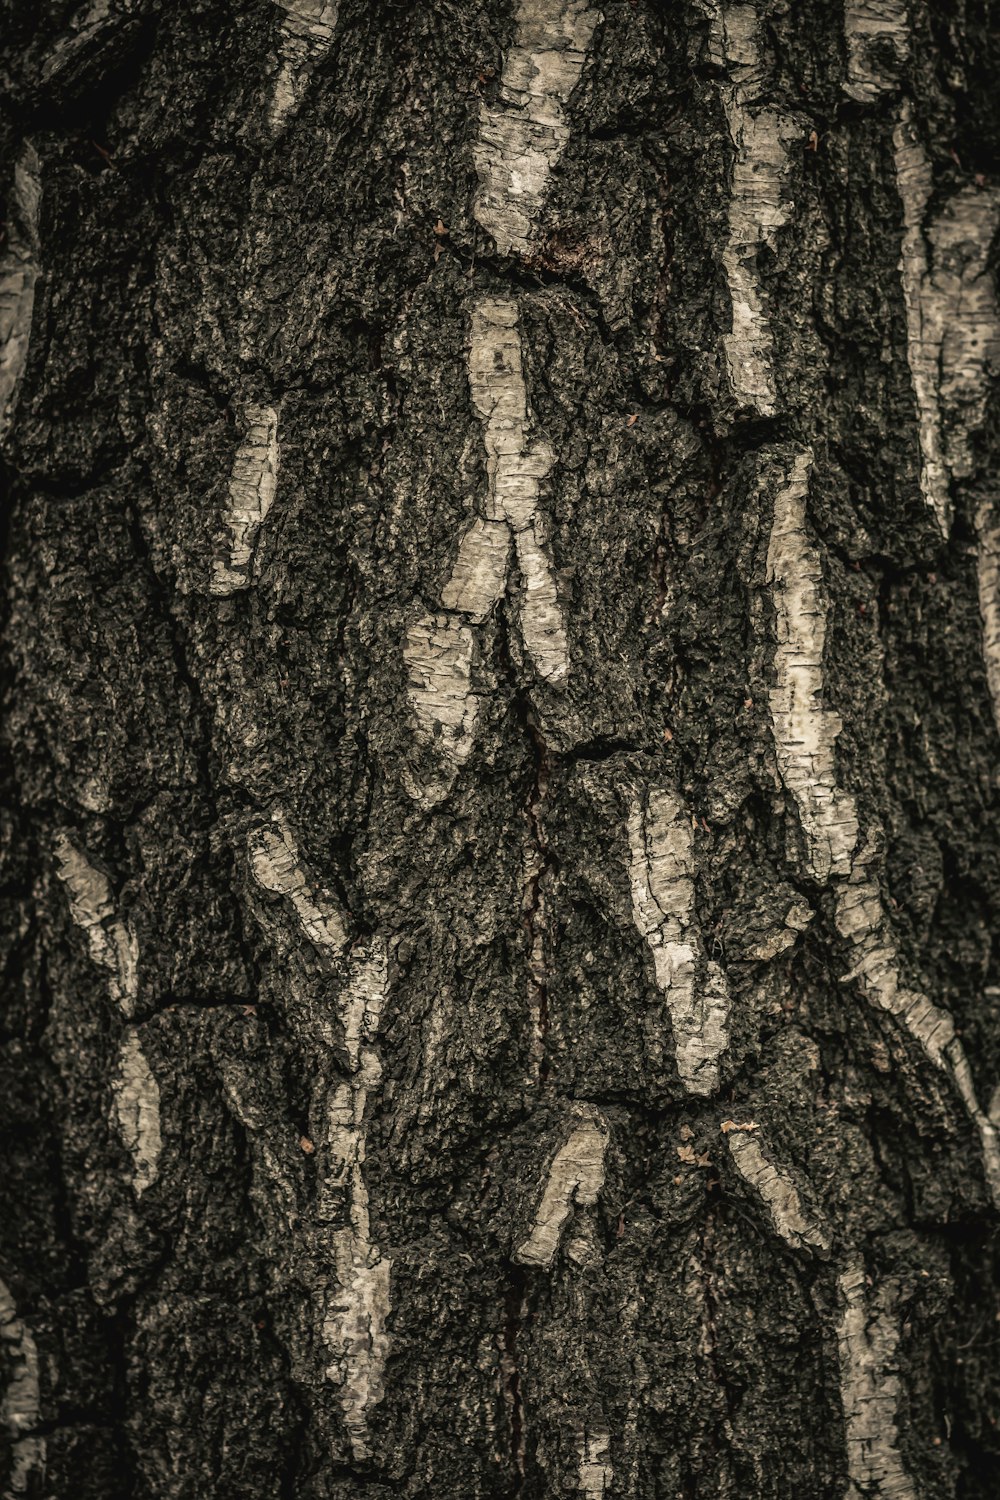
[403, 296, 570, 802]
[440, 517, 510, 622]
[322, 938, 391, 1458]
[766, 449, 860, 883]
[0, 144, 41, 446]
[248, 808, 349, 956]
[712, 7, 799, 415]
[515, 1110, 608, 1267]
[836, 1259, 916, 1500]
[269, 1, 339, 135]
[835, 849, 1000, 1205]
[54, 836, 161, 1196]
[727, 1131, 831, 1253]
[113, 1028, 163, 1197]
[402, 613, 480, 806]
[576, 1421, 612, 1498]
[626, 788, 730, 1094]
[889, 109, 1000, 536]
[54, 834, 139, 1016]
[467, 295, 568, 682]
[211, 404, 280, 594]
[473, 0, 600, 257]
[979, 502, 1000, 736]
[0, 1278, 45, 1500]
[842, 0, 909, 103]
[247, 817, 391, 1457]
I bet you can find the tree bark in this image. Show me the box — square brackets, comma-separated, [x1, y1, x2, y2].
[3, 1, 1000, 1496]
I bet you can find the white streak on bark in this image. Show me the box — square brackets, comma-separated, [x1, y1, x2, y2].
[917, 181, 1000, 732]
[0, 1279, 45, 1500]
[893, 106, 951, 535]
[835, 854, 1000, 1205]
[515, 1110, 608, 1267]
[269, 1, 339, 134]
[468, 295, 567, 682]
[0, 145, 40, 446]
[247, 812, 390, 1455]
[404, 4, 590, 801]
[440, 517, 510, 622]
[54, 834, 138, 1016]
[113, 1028, 162, 1196]
[626, 789, 730, 1095]
[842, 0, 909, 103]
[763, 446, 1000, 1198]
[403, 613, 480, 807]
[727, 1131, 832, 1253]
[577, 1422, 612, 1498]
[473, 0, 600, 256]
[211, 404, 280, 594]
[714, 7, 798, 415]
[976, 506, 1000, 735]
[248, 809, 349, 956]
[54, 836, 163, 1197]
[766, 448, 860, 882]
[837, 1258, 916, 1500]
[323, 938, 391, 1461]
[929, 186, 1000, 481]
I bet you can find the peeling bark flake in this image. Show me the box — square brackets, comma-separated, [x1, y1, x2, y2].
[727, 1131, 831, 1253]
[842, 0, 909, 103]
[713, 7, 798, 415]
[473, 0, 600, 257]
[0, 144, 41, 446]
[626, 788, 730, 1095]
[211, 404, 280, 594]
[766, 448, 860, 883]
[515, 1111, 608, 1267]
[54, 834, 138, 1016]
[113, 1028, 162, 1196]
[269, 1, 339, 134]
[0, 1279, 45, 1500]
[836, 1259, 916, 1500]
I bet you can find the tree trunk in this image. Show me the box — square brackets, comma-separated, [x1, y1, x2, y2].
[3, 1, 1000, 1495]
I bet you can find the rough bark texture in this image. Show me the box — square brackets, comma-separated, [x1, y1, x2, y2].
[3, 1, 1000, 1497]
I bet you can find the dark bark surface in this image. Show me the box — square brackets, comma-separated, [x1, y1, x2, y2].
[3, 1, 1000, 1497]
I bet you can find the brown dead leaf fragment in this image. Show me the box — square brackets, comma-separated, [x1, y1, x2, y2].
[299, 1135, 315, 1154]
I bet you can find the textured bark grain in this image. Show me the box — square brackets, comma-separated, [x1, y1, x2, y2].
[3, 1, 1000, 1497]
